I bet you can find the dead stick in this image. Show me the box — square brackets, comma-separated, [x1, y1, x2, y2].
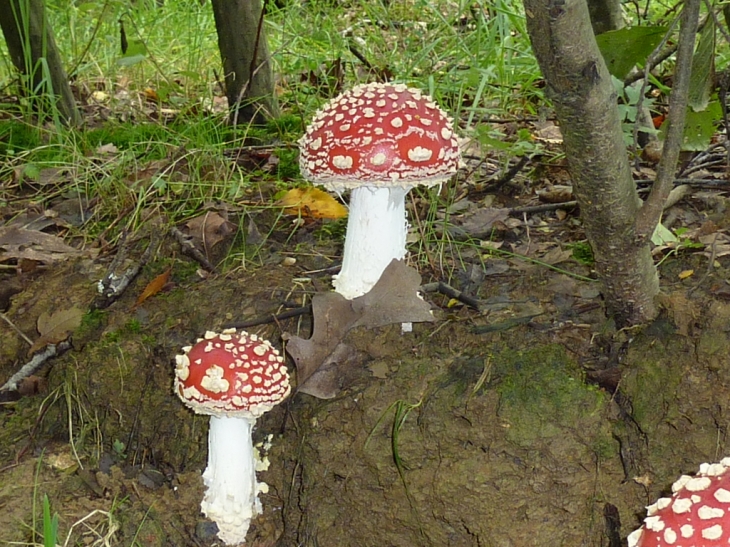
[224, 306, 312, 329]
[170, 226, 218, 273]
[0, 341, 72, 395]
[421, 282, 482, 310]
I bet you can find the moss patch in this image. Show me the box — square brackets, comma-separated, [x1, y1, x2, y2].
[492, 345, 609, 448]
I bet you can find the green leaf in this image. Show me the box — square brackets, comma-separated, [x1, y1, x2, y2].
[42, 494, 58, 547]
[651, 222, 678, 246]
[117, 54, 146, 67]
[596, 26, 668, 79]
[668, 100, 723, 151]
[117, 40, 148, 67]
[688, 17, 715, 112]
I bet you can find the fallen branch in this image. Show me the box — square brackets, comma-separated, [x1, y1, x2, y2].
[91, 229, 162, 310]
[170, 226, 218, 273]
[421, 281, 482, 311]
[0, 341, 72, 400]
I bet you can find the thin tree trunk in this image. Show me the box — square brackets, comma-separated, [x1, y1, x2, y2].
[210, 0, 279, 125]
[0, 0, 80, 126]
[522, 0, 658, 327]
[586, 0, 623, 35]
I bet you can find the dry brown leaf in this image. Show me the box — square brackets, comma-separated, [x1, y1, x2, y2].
[699, 233, 730, 258]
[279, 187, 348, 219]
[132, 268, 171, 310]
[0, 226, 82, 264]
[449, 208, 510, 238]
[29, 306, 84, 354]
[185, 212, 236, 252]
[285, 260, 434, 398]
[17, 375, 47, 397]
[533, 120, 563, 143]
[96, 143, 118, 155]
[537, 185, 573, 204]
[539, 246, 573, 265]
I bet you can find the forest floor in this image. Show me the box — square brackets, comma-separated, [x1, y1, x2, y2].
[2, 128, 730, 546]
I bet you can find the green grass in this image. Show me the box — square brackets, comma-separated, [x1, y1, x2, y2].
[0, 0, 549, 272]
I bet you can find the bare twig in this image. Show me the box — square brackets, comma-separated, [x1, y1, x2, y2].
[0, 312, 34, 346]
[91, 229, 163, 310]
[421, 281, 482, 310]
[225, 306, 312, 329]
[170, 226, 218, 273]
[0, 340, 72, 395]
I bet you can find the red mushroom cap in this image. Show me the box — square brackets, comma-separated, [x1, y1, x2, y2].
[628, 458, 730, 547]
[298, 82, 461, 191]
[174, 329, 290, 419]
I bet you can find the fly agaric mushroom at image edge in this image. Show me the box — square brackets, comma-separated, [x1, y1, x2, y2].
[174, 329, 290, 545]
[628, 457, 730, 546]
[299, 82, 463, 302]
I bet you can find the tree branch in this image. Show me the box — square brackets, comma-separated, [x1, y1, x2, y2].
[635, 0, 701, 242]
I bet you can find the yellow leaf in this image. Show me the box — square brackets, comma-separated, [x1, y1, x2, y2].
[678, 269, 694, 280]
[279, 187, 347, 219]
[446, 298, 460, 308]
[144, 87, 159, 101]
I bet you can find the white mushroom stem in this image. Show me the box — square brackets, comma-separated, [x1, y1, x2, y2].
[201, 414, 263, 545]
[334, 185, 410, 300]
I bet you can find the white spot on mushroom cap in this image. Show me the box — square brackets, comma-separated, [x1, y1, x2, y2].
[680, 524, 694, 538]
[645, 515, 665, 532]
[175, 354, 190, 381]
[252, 343, 269, 357]
[672, 498, 693, 514]
[673, 475, 692, 493]
[370, 153, 387, 166]
[391, 117, 403, 128]
[408, 146, 433, 162]
[663, 527, 677, 544]
[698, 505, 724, 519]
[702, 524, 723, 540]
[715, 488, 730, 503]
[686, 476, 712, 491]
[627, 529, 643, 547]
[332, 155, 353, 169]
[200, 365, 229, 394]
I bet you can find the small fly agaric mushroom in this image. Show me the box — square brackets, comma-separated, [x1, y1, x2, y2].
[628, 457, 730, 547]
[299, 82, 462, 300]
[174, 329, 290, 545]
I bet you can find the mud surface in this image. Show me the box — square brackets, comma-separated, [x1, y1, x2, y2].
[1, 242, 729, 546]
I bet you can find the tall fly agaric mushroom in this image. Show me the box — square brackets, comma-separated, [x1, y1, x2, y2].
[299, 82, 462, 300]
[174, 328, 290, 545]
[628, 457, 730, 546]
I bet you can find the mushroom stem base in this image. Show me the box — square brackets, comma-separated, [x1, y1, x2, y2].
[202, 415, 261, 545]
[334, 185, 409, 299]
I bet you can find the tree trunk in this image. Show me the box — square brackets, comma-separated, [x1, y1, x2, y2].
[522, 0, 659, 327]
[0, 0, 80, 126]
[210, 0, 279, 125]
[586, 0, 622, 35]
